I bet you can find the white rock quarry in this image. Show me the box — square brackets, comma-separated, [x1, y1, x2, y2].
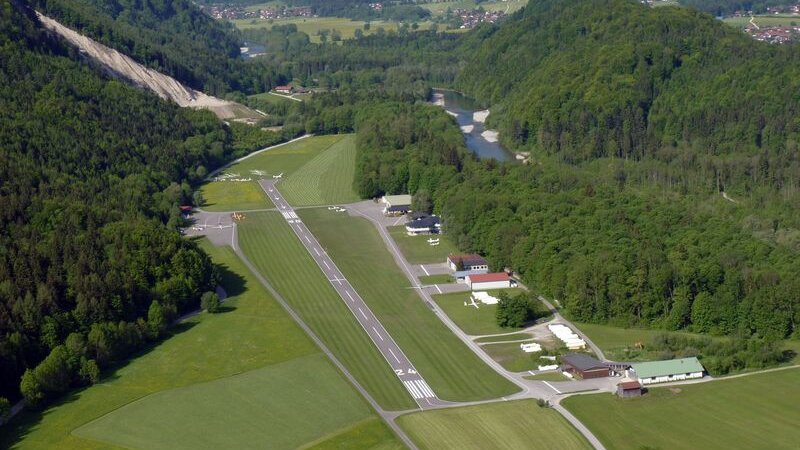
[36, 12, 259, 121]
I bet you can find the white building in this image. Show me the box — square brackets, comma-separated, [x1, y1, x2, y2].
[465, 272, 511, 290]
[630, 357, 705, 385]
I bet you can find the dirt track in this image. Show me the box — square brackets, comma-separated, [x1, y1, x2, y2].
[36, 12, 260, 121]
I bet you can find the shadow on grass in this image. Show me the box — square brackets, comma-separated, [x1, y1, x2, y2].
[215, 261, 247, 298]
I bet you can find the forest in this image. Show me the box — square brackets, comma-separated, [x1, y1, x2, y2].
[0, 1, 265, 406]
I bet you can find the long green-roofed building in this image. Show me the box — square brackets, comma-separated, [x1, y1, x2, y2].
[630, 357, 705, 385]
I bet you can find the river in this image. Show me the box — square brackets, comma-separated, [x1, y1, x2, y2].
[239, 41, 266, 59]
[430, 89, 515, 162]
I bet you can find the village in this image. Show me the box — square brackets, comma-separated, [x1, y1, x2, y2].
[201, 4, 313, 21]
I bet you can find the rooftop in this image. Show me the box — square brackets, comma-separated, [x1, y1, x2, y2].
[467, 272, 509, 283]
[561, 353, 607, 372]
[617, 379, 642, 390]
[448, 253, 487, 266]
[631, 357, 704, 379]
[406, 215, 440, 229]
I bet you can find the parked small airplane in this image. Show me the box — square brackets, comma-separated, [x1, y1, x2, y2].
[427, 238, 440, 244]
[272, 173, 284, 179]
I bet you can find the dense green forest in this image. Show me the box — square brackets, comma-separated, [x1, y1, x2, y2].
[0, 1, 258, 405]
[352, 0, 800, 343]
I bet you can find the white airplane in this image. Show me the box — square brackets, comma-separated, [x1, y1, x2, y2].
[336, 207, 346, 212]
[272, 173, 284, 179]
[327, 206, 337, 210]
[427, 238, 440, 244]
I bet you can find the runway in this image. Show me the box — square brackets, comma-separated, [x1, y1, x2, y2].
[259, 180, 445, 408]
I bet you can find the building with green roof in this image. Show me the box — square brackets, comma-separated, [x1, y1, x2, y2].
[630, 357, 705, 385]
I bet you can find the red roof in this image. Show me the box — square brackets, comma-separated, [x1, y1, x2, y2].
[618, 381, 642, 390]
[467, 272, 510, 283]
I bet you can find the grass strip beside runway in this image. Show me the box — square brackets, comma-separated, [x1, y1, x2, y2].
[300, 208, 519, 402]
[237, 211, 416, 410]
[397, 399, 591, 450]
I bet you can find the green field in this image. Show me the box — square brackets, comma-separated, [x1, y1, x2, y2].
[299, 208, 519, 401]
[0, 242, 399, 450]
[74, 354, 379, 450]
[418, 274, 454, 285]
[397, 399, 590, 450]
[474, 332, 533, 343]
[724, 15, 800, 29]
[420, 0, 527, 16]
[387, 225, 458, 264]
[232, 16, 433, 41]
[281, 134, 360, 205]
[432, 289, 527, 336]
[248, 91, 298, 105]
[479, 341, 544, 372]
[201, 135, 353, 212]
[237, 212, 416, 410]
[563, 368, 800, 450]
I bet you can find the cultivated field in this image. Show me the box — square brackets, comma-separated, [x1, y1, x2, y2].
[281, 134, 360, 205]
[420, 0, 527, 16]
[248, 91, 297, 105]
[724, 15, 800, 29]
[0, 242, 399, 450]
[232, 16, 433, 41]
[563, 368, 800, 450]
[299, 208, 519, 402]
[200, 135, 353, 212]
[237, 211, 416, 410]
[74, 355, 378, 450]
[397, 399, 591, 450]
[387, 225, 458, 264]
[432, 289, 526, 336]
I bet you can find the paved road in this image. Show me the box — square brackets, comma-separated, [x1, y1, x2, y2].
[259, 180, 447, 408]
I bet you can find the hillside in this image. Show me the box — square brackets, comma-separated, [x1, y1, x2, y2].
[35, 11, 260, 121]
[31, 0, 244, 94]
[0, 1, 240, 404]
[458, 0, 800, 200]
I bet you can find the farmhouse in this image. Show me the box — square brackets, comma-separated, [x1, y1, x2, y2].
[616, 379, 643, 398]
[465, 272, 511, 290]
[630, 357, 704, 385]
[561, 353, 612, 379]
[273, 85, 293, 94]
[381, 194, 412, 215]
[405, 214, 440, 235]
[447, 254, 489, 272]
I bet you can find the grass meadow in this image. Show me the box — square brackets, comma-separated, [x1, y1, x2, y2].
[201, 134, 359, 212]
[299, 208, 519, 402]
[387, 225, 458, 264]
[237, 211, 416, 410]
[397, 399, 591, 450]
[0, 241, 399, 450]
[281, 134, 360, 206]
[432, 289, 526, 336]
[563, 368, 800, 450]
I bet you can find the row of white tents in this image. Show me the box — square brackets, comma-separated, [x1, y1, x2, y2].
[548, 323, 586, 350]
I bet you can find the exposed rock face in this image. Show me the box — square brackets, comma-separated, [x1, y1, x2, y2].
[35, 11, 260, 121]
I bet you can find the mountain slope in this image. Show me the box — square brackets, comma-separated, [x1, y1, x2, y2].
[31, 0, 244, 94]
[458, 0, 800, 194]
[35, 11, 260, 120]
[0, 1, 237, 403]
